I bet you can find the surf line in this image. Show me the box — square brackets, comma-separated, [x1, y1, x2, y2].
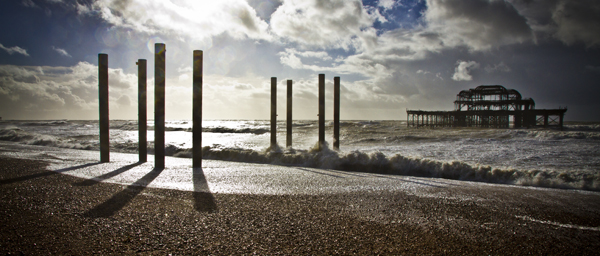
[515, 215, 600, 232]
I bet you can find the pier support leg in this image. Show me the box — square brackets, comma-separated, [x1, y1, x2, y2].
[286, 80, 292, 148]
[98, 54, 109, 163]
[137, 59, 147, 162]
[559, 114, 564, 131]
[193, 50, 203, 168]
[155, 43, 166, 169]
[333, 77, 340, 150]
[271, 77, 277, 149]
[318, 74, 325, 150]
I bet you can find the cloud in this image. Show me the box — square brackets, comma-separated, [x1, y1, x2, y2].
[21, 0, 37, 8]
[234, 83, 253, 90]
[270, 0, 381, 49]
[116, 95, 131, 106]
[378, 0, 400, 11]
[551, 0, 600, 48]
[485, 62, 511, 73]
[452, 60, 479, 81]
[51, 46, 71, 57]
[87, 0, 271, 44]
[283, 48, 332, 61]
[424, 0, 533, 51]
[0, 43, 29, 56]
[0, 62, 137, 119]
[507, 0, 600, 48]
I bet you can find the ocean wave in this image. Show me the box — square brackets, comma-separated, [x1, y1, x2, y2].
[203, 127, 270, 134]
[564, 124, 600, 132]
[110, 121, 139, 131]
[525, 130, 600, 140]
[0, 126, 95, 150]
[162, 142, 600, 192]
[21, 120, 70, 126]
[2, 125, 598, 191]
[162, 126, 270, 134]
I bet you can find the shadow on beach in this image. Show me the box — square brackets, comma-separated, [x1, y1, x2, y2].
[84, 167, 164, 218]
[0, 162, 101, 185]
[73, 162, 143, 186]
[193, 167, 217, 213]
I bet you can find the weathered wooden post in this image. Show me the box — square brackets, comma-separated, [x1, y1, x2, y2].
[333, 76, 340, 150]
[193, 50, 203, 168]
[98, 53, 109, 163]
[155, 43, 166, 169]
[318, 74, 325, 150]
[286, 79, 292, 148]
[559, 112, 564, 131]
[271, 77, 277, 149]
[137, 59, 147, 162]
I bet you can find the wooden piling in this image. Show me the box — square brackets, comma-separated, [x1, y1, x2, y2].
[137, 59, 147, 162]
[286, 80, 292, 148]
[98, 54, 109, 163]
[333, 76, 340, 150]
[271, 77, 277, 149]
[193, 50, 203, 168]
[155, 43, 166, 169]
[318, 74, 325, 150]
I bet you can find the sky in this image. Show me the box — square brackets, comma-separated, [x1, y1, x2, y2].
[0, 0, 599, 121]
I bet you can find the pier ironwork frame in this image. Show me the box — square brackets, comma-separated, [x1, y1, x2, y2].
[407, 85, 567, 129]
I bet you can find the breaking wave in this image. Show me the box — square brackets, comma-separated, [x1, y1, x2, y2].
[108, 124, 270, 135]
[166, 142, 600, 192]
[21, 120, 70, 126]
[1, 124, 599, 192]
[0, 126, 95, 150]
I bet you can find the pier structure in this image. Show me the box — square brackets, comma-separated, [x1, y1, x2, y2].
[271, 77, 277, 149]
[286, 80, 292, 148]
[98, 54, 109, 163]
[155, 43, 166, 169]
[137, 59, 147, 162]
[98, 46, 344, 168]
[333, 76, 340, 150]
[407, 85, 567, 129]
[193, 50, 203, 168]
[318, 74, 325, 150]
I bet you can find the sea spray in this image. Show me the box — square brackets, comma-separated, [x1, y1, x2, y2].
[1, 120, 599, 191]
[0, 126, 95, 150]
[165, 141, 600, 191]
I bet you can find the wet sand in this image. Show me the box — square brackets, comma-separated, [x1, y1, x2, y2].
[1, 142, 599, 254]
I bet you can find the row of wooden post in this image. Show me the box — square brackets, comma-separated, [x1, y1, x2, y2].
[269, 76, 341, 150]
[99, 44, 340, 168]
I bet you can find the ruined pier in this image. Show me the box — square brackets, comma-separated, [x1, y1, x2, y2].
[407, 85, 567, 129]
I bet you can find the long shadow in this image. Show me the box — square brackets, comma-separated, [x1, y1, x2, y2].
[411, 177, 458, 186]
[74, 162, 143, 186]
[84, 167, 164, 218]
[369, 173, 445, 188]
[193, 168, 217, 213]
[0, 162, 101, 185]
[325, 169, 369, 177]
[296, 167, 345, 178]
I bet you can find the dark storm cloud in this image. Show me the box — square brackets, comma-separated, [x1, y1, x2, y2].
[424, 0, 533, 50]
[552, 0, 600, 47]
[510, 0, 600, 47]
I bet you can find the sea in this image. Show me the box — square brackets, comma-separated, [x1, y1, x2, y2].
[1, 119, 599, 191]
